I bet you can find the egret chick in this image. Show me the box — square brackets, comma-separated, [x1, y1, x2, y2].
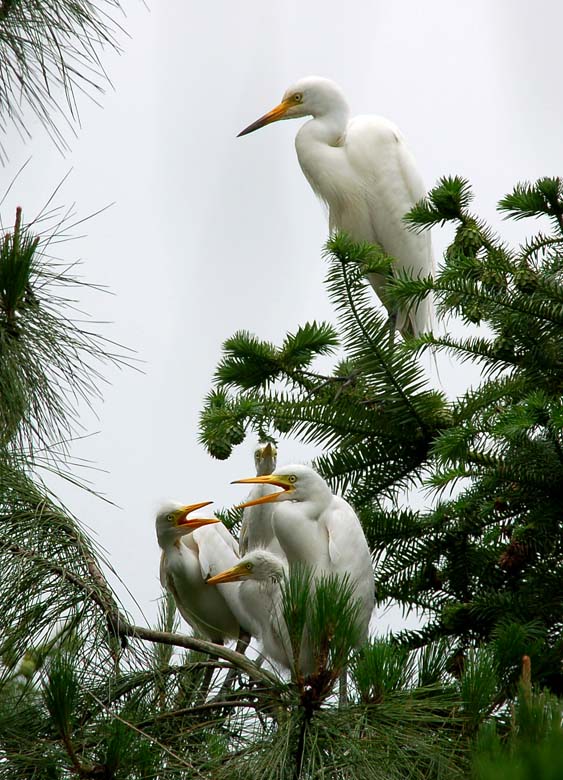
[239, 442, 285, 560]
[156, 501, 249, 643]
[234, 464, 375, 643]
[207, 549, 293, 671]
[239, 76, 434, 338]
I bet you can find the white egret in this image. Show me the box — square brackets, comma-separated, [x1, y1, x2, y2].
[207, 549, 295, 671]
[155, 500, 249, 643]
[238, 76, 433, 338]
[233, 464, 375, 644]
[239, 442, 285, 560]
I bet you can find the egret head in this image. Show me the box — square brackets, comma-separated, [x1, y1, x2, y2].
[254, 441, 277, 476]
[238, 76, 348, 137]
[206, 549, 285, 585]
[233, 464, 330, 509]
[155, 500, 219, 547]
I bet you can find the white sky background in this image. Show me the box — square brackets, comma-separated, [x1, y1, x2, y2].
[3, 0, 563, 632]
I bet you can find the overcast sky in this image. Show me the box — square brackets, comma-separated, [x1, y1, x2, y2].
[4, 0, 563, 632]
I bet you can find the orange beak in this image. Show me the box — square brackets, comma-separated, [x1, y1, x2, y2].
[232, 474, 294, 509]
[176, 501, 220, 532]
[206, 562, 249, 585]
[238, 100, 292, 137]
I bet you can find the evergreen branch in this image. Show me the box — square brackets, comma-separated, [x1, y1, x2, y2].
[434, 274, 563, 326]
[499, 178, 563, 235]
[88, 693, 209, 777]
[136, 697, 264, 727]
[405, 175, 474, 230]
[338, 256, 428, 432]
[123, 625, 277, 687]
[1, 535, 276, 686]
[0, 0, 125, 157]
[520, 233, 563, 262]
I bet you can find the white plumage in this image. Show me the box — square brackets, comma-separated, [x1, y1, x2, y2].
[207, 548, 294, 671]
[239, 442, 285, 560]
[234, 464, 375, 646]
[239, 75, 434, 338]
[155, 500, 249, 643]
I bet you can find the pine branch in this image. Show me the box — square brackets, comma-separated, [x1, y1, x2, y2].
[0, 0, 125, 158]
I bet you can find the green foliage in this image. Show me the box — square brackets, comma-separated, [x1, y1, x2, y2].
[3, 74, 563, 775]
[43, 649, 80, 742]
[0, 0, 124, 158]
[280, 564, 314, 676]
[200, 233, 448, 502]
[351, 639, 414, 703]
[199, 172, 563, 774]
[406, 175, 474, 228]
[472, 682, 563, 780]
[0, 207, 128, 455]
[498, 177, 563, 228]
[308, 573, 362, 674]
[279, 566, 363, 684]
[459, 649, 498, 733]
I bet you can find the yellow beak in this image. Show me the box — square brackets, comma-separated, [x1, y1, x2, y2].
[232, 474, 294, 509]
[206, 562, 248, 585]
[177, 501, 219, 531]
[261, 442, 275, 458]
[238, 100, 292, 137]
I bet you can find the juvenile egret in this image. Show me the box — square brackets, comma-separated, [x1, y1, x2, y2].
[207, 549, 294, 671]
[238, 76, 434, 337]
[155, 501, 249, 643]
[233, 464, 375, 643]
[239, 442, 285, 560]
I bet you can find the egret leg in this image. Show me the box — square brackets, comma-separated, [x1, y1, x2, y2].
[234, 630, 251, 657]
[198, 647, 220, 703]
[387, 312, 397, 350]
[338, 668, 348, 707]
[213, 631, 251, 701]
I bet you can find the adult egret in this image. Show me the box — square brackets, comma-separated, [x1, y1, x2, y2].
[238, 76, 433, 338]
[233, 464, 375, 643]
[207, 549, 295, 671]
[239, 442, 285, 560]
[155, 501, 249, 643]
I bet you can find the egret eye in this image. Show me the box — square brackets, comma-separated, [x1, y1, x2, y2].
[288, 475, 297, 483]
[293, 93, 303, 103]
[167, 513, 175, 523]
[245, 562, 253, 570]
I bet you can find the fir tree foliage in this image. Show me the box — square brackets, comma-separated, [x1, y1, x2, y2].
[3, 5, 563, 764]
[200, 232, 447, 503]
[201, 174, 563, 710]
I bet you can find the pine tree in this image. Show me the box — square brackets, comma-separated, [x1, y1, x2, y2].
[200, 175, 563, 771]
[3, 5, 563, 777]
[0, 0, 123, 159]
[0, 178, 464, 779]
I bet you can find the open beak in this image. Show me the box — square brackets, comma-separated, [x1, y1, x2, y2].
[206, 562, 248, 585]
[238, 100, 291, 137]
[177, 501, 219, 531]
[232, 474, 294, 509]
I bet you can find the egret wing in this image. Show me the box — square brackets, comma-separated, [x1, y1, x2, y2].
[159, 551, 167, 588]
[345, 115, 434, 335]
[239, 512, 249, 556]
[213, 520, 240, 556]
[194, 524, 239, 582]
[320, 497, 365, 570]
[321, 496, 375, 638]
